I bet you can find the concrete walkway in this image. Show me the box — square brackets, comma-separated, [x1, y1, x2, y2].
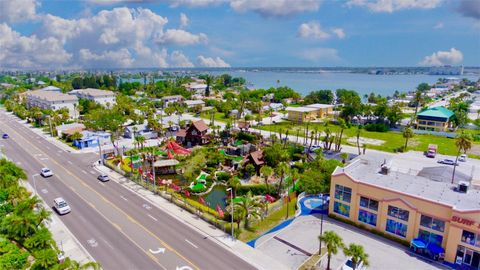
[93, 162, 289, 270]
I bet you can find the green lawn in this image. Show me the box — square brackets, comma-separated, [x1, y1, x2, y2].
[239, 198, 297, 242]
[257, 121, 480, 158]
[200, 111, 230, 123]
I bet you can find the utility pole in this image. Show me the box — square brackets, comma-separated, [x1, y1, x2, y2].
[319, 211, 324, 255]
[47, 115, 53, 137]
[151, 152, 156, 192]
[97, 138, 104, 165]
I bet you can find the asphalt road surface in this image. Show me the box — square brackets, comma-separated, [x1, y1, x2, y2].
[0, 111, 256, 270]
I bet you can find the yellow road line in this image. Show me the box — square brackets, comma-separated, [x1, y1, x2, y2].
[2, 118, 200, 270]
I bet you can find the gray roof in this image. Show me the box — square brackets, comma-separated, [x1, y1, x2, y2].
[305, 103, 334, 109]
[334, 154, 480, 211]
[418, 166, 471, 183]
[285, 106, 318, 113]
[27, 90, 78, 102]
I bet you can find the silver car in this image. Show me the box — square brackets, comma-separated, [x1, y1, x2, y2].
[53, 197, 71, 215]
[97, 174, 109, 182]
[40, 168, 54, 177]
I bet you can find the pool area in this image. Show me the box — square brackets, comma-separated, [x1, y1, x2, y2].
[298, 194, 329, 216]
[193, 185, 228, 210]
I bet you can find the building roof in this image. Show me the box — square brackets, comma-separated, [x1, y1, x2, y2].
[56, 123, 85, 132]
[162, 95, 183, 100]
[305, 103, 334, 109]
[40, 86, 61, 91]
[27, 90, 78, 102]
[176, 129, 187, 137]
[248, 150, 264, 166]
[153, 159, 180, 167]
[285, 106, 318, 113]
[191, 120, 209, 132]
[125, 124, 148, 132]
[417, 106, 454, 119]
[334, 154, 480, 211]
[184, 100, 205, 106]
[70, 88, 115, 97]
[238, 121, 250, 129]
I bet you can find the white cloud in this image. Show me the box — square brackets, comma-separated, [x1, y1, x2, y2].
[197, 55, 230, 67]
[332, 28, 346, 39]
[0, 0, 39, 23]
[170, 51, 194, 67]
[230, 0, 321, 17]
[433, 22, 444, 29]
[346, 0, 442, 13]
[0, 23, 72, 69]
[419, 48, 463, 66]
[180, 13, 189, 28]
[157, 29, 208, 45]
[298, 21, 330, 40]
[79, 48, 134, 68]
[168, 0, 225, 7]
[299, 47, 341, 62]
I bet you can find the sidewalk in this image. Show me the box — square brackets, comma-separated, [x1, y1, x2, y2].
[21, 182, 95, 265]
[93, 162, 289, 270]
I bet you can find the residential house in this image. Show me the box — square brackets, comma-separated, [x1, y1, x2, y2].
[73, 131, 111, 149]
[416, 106, 455, 131]
[184, 100, 205, 109]
[124, 124, 158, 139]
[40, 86, 61, 92]
[26, 90, 78, 118]
[285, 106, 319, 123]
[184, 83, 208, 95]
[55, 123, 85, 137]
[305, 104, 334, 118]
[262, 103, 284, 112]
[162, 95, 184, 108]
[176, 120, 209, 147]
[69, 88, 116, 107]
[243, 150, 264, 175]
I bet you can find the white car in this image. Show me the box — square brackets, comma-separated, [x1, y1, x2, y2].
[40, 168, 53, 177]
[53, 197, 71, 215]
[97, 174, 109, 182]
[459, 154, 467, 162]
[342, 258, 366, 270]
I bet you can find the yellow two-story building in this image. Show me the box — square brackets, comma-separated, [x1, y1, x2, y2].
[329, 154, 480, 268]
[416, 106, 455, 131]
[285, 104, 334, 123]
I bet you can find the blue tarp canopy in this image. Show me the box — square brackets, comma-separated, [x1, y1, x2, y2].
[411, 238, 427, 249]
[427, 243, 444, 254]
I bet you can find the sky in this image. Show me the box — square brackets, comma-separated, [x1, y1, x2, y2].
[0, 0, 479, 69]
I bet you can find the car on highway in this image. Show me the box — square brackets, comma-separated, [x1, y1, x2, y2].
[437, 159, 458, 166]
[97, 174, 109, 182]
[342, 258, 366, 270]
[40, 168, 54, 177]
[459, 154, 467, 162]
[53, 197, 71, 215]
[2, 133, 8, 139]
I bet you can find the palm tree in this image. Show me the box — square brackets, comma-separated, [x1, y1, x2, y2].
[275, 162, 290, 196]
[452, 133, 472, 184]
[260, 165, 273, 192]
[343, 243, 370, 270]
[356, 126, 362, 155]
[234, 191, 264, 229]
[61, 258, 101, 270]
[402, 125, 414, 151]
[335, 118, 347, 152]
[319, 231, 344, 270]
[340, 152, 349, 164]
[136, 135, 146, 149]
[228, 177, 241, 197]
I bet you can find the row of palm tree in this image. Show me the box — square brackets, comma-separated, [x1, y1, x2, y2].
[319, 230, 369, 270]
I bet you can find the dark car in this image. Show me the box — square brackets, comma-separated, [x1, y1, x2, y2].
[438, 159, 457, 166]
[2, 134, 8, 139]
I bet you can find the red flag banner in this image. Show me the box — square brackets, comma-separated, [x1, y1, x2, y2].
[265, 194, 276, 203]
[171, 183, 181, 192]
[199, 197, 205, 205]
[184, 190, 190, 197]
[138, 167, 143, 175]
[216, 205, 224, 218]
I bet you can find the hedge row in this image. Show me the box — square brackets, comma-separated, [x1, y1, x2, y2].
[236, 184, 278, 196]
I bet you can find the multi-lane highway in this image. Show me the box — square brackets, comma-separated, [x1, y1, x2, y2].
[0, 111, 256, 270]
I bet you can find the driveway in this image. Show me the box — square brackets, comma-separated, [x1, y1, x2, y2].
[254, 215, 446, 270]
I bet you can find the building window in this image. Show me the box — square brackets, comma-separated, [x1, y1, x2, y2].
[359, 196, 378, 211]
[418, 229, 443, 246]
[461, 230, 480, 247]
[333, 201, 350, 217]
[334, 185, 352, 203]
[358, 209, 377, 226]
[387, 205, 409, 221]
[386, 219, 407, 238]
[420, 215, 445, 232]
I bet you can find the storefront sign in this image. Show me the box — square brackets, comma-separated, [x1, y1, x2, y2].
[452, 216, 480, 229]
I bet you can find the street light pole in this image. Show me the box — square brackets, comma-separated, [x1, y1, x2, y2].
[97, 138, 104, 165]
[47, 115, 53, 137]
[32, 173, 40, 196]
[319, 211, 324, 255]
[226, 188, 234, 240]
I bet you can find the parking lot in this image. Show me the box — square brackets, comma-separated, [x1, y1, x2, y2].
[255, 215, 447, 270]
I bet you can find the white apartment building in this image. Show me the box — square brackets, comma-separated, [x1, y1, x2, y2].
[26, 90, 78, 118]
[69, 88, 116, 107]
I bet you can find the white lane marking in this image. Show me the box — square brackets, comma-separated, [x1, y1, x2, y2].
[90, 170, 95, 175]
[148, 214, 158, 221]
[87, 239, 98, 248]
[41, 188, 48, 194]
[185, 239, 198, 249]
[120, 196, 128, 201]
[102, 238, 114, 250]
[82, 170, 87, 175]
[176, 266, 193, 270]
[40, 158, 49, 161]
[142, 204, 152, 210]
[149, 247, 165, 254]
[67, 161, 73, 165]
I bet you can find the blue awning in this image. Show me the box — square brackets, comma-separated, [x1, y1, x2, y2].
[427, 243, 444, 254]
[411, 238, 427, 249]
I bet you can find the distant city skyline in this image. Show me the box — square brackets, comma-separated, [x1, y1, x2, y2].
[0, 0, 479, 69]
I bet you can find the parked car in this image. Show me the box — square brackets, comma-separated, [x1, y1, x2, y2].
[53, 197, 71, 215]
[459, 154, 467, 162]
[2, 133, 8, 139]
[437, 159, 458, 166]
[40, 168, 54, 177]
[342, 258, 366, 270]
[97, 174, 109, 182]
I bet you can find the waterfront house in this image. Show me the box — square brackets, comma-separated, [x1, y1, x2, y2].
[306, 103, 334, 118]
[26, 90, 78, 118]
[416, 106, 455, 131]
[285, 106, 319, 123]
